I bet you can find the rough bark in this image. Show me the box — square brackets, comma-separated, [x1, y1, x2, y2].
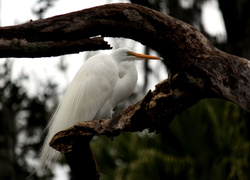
[1, 3, 249, 179]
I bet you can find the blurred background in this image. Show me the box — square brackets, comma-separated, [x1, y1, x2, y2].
[0, 0, 249, 179]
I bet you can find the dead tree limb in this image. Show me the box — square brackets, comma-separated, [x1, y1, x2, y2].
[0, 3, 249, 110]
[1, 3, 249, 179]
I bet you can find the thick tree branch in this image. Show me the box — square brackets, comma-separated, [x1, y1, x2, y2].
[1, 3, 249, 110]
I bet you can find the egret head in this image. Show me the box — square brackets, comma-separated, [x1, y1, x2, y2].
[111, 48, 162, 62]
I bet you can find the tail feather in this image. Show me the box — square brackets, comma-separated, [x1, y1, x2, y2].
[38, 113, 62, 170]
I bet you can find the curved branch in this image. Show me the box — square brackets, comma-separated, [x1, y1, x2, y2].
[0, 3, 214, 58]
[0, 3, 249, 110]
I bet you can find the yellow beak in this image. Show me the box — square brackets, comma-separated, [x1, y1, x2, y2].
[129, 51, 162, 60]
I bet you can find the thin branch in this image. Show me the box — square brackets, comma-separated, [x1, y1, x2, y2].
[0, 37, 111, 58]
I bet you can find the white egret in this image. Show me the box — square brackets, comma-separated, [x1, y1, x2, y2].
[39, 48, 162, 169]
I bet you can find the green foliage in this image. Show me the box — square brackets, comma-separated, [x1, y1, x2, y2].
[172, 99, 249, 180]
[91, 133, 194, 180]
[91, 99, 249, 180]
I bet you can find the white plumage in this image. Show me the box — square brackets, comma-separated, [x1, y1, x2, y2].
[38, 48, 161, 170]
